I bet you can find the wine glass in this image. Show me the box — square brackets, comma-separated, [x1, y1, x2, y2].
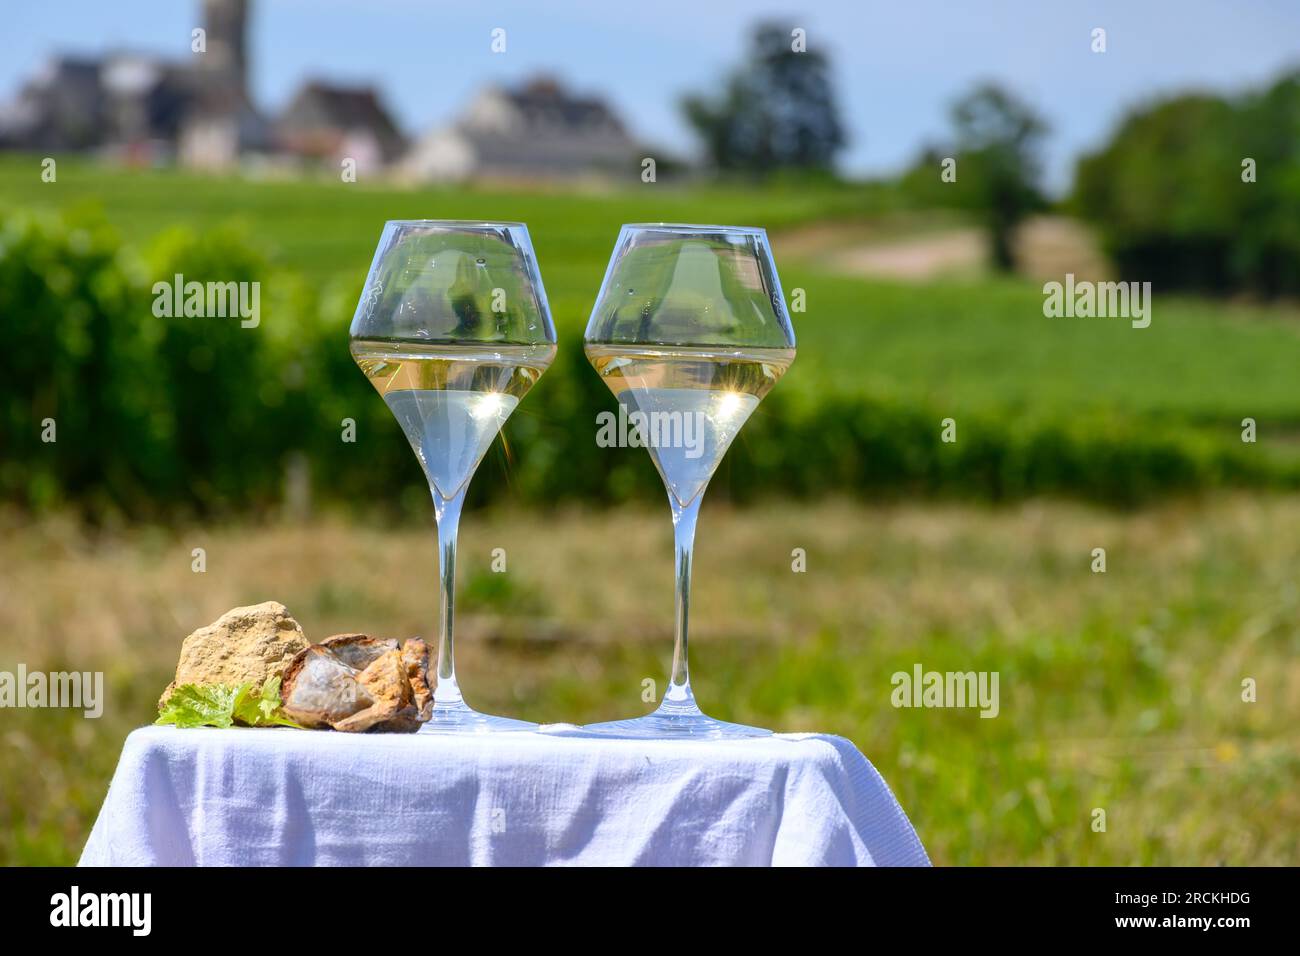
[350, 221, 556, 733]
[582, 224, 796, 738]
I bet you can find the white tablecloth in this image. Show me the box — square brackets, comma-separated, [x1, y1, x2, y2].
[79, 725, 929, 866]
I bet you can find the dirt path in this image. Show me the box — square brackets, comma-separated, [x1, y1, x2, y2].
[776, 214, 1110, 282]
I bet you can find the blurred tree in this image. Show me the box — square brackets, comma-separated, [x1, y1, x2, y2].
[682, 22, 845, 175]
[948, 84, 1048, 271]
[1073, 93, 1238, 291]
[1235, 73, 1300, 296]
[1072, 70, 1300, 296]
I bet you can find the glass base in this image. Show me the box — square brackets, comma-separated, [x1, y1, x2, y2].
[582, 699, 773, 740]
[417, 697, 536, 734]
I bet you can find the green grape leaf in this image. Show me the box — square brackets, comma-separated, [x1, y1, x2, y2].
[155, 683, 247, 728]
[233, 676, 303, 729]
[156, 677, 303, 729]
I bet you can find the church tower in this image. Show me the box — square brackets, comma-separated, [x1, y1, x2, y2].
[181, 0, 264, 168]
[201, 0, 249, 98]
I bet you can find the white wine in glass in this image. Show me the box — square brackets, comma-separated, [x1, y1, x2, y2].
[353, 342, 552, 505]
[585, 345, 793, 509]
[350, 221, 556, 733]
[583, 225, 796, 739]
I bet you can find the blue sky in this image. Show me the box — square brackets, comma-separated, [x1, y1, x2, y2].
[7, 0, 1300, 191]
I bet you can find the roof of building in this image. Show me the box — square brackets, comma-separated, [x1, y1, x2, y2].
[489, 76, 628, 134]
[276, 80, 405, 160]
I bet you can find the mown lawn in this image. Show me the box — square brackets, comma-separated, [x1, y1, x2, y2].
[1, 496, 1297, 865]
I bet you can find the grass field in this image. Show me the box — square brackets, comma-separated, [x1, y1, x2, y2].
[2, 496, 1297, 866]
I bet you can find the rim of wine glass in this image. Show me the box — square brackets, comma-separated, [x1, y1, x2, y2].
[621, 222, 767, 235]
[383, 218, 528, 228]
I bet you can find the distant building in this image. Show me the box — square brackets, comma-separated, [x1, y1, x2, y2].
[275, 81, 405, 174]
[101, 54, 200, 160]
[0, 6, 649, 181]
[0, 0, 268, 167]
[0, 56, 106, 152]
[403, 76, 639, 182]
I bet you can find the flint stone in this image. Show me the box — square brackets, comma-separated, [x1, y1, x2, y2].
[321, 633, 399, 670]
[371, 704, 423, 734]
[280, 643, 420, 733]
[333, 648, 413, 733]
[279, 645, 372, 729]
[401, 638, 433, 722]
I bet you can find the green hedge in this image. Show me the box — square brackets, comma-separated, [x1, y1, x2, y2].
[1, 210, 1294, 519]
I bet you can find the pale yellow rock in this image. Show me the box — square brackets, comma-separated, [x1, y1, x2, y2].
[159, 601, 310, 708]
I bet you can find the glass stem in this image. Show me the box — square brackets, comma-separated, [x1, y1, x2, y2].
[666, 493, 703, 708]
[432, 487, 466, 705]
